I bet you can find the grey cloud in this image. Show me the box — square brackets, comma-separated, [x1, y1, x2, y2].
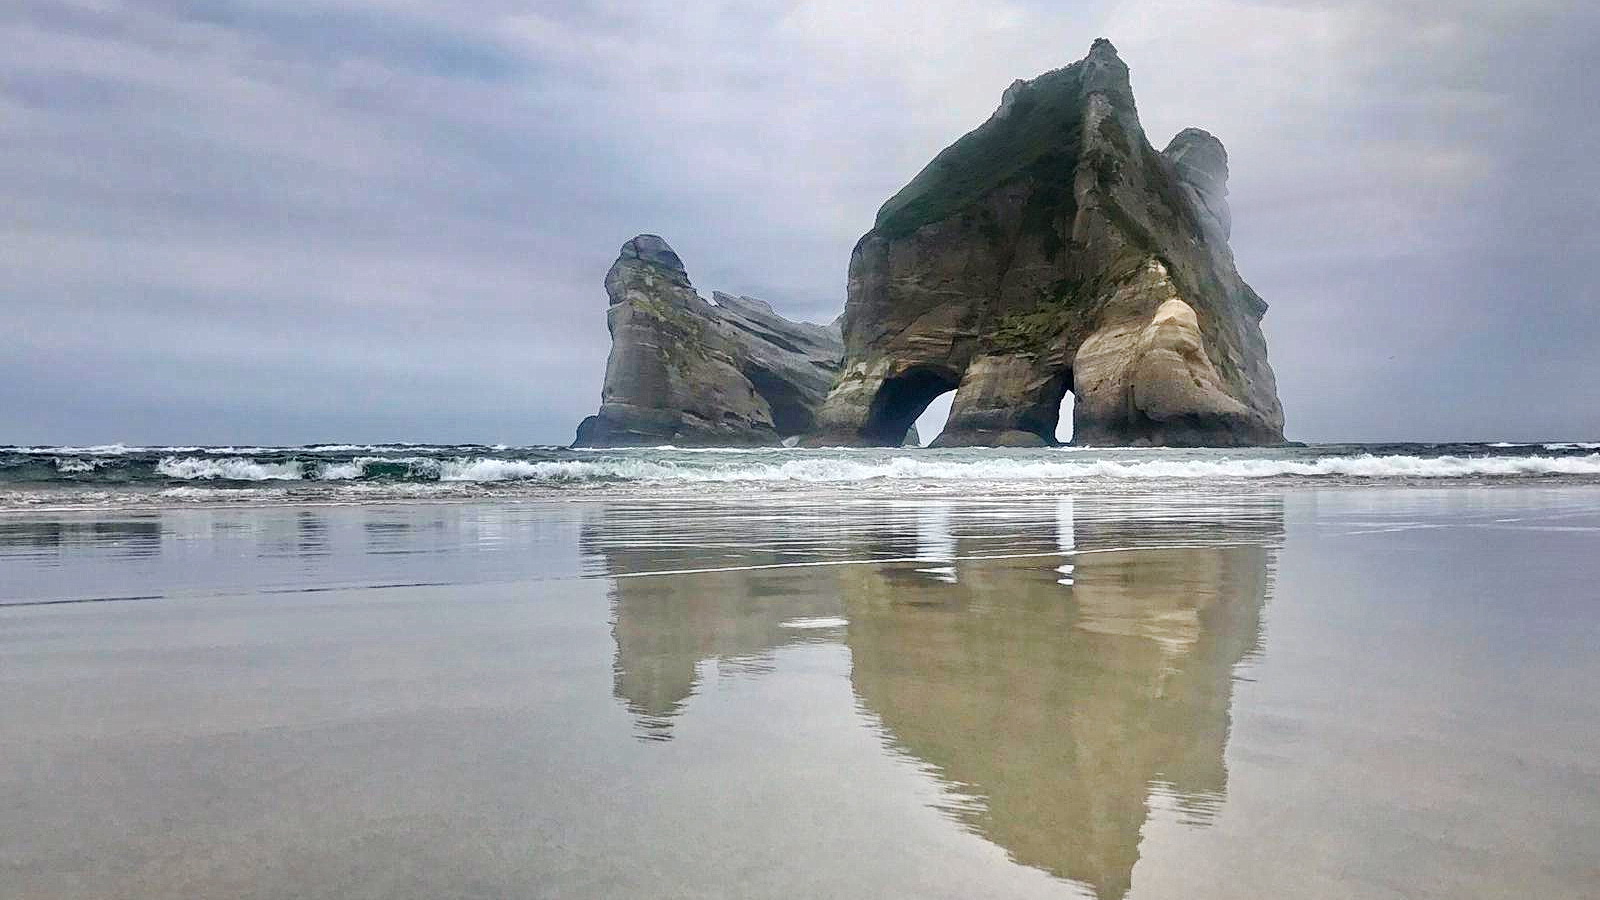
[1, 0, 1595, 444]
[1106, 0, 1599, 440]
[159, 0, 525, 79]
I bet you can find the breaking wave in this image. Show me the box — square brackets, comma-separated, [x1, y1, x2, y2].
[432, 453, 1600, 482]
[4, 443, 1598, 507]
[53, 457, 102, 474]
[140, 452, 1600, 483]
[1488, 441, 1600, 451]
[155, 457, 304, 481]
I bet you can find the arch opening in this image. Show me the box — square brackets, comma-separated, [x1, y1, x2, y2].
[1038, 367, 1074, 445]
[863, 366, 960, 445]
[914, 390, 957, 447]
[1056, 387, 1075, 443]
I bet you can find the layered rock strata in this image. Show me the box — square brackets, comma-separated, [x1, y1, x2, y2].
[574, 235, 853, 447]
[807, 38, 1284, 447]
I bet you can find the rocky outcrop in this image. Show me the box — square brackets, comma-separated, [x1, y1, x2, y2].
[807, 38, 1285, 447]
[574, 235, 850, 447]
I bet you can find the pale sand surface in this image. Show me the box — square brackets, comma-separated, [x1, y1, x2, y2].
[2, 488, 1598, 899]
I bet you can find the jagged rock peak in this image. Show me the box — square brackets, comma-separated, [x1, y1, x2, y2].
[872, 40, 1138, 242]
[619, 234, 686, 277]
[607, 233, 692, 297]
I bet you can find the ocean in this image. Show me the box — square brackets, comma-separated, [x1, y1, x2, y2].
[2, 443, 1598, 898]
[3, 441, 1600, 508]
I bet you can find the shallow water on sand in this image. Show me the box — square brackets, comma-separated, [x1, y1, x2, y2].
[2, 488, 1598, 899]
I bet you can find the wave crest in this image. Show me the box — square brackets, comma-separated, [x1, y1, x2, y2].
[156, 457, 304, 481]
[374, 452, 1600, 483]
[42, 449, 1600, 490]
[54, 457, 102, 474]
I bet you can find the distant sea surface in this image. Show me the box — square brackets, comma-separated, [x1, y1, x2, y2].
[3, 441, 1599, 507]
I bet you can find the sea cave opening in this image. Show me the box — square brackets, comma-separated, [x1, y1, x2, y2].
[863, 366, 960, 446]
[745, 366, 814, 438]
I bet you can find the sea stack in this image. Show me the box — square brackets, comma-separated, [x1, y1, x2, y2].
[806, 38, 1285, 446]
[573, 235, 850, 447]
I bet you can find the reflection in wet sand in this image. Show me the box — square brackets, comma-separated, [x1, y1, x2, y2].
[0, 517, 162, 557]
[0, 505, 591, 606]
[603, 554, 845, 740]
[598, 497, 1281, 897]
[846, 554, 1273, 895]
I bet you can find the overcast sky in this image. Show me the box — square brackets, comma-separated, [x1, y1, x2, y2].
[3, 0, 1596, 445]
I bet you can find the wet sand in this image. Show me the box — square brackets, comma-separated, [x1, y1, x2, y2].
[3, 489, 1598, 898]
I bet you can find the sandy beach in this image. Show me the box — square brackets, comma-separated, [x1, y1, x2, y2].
[4, 487, 1597, 899]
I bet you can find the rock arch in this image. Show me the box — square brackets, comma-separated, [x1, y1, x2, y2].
[805, 39, 1284, 447]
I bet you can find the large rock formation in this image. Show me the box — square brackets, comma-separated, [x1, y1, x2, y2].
[808, 38, 1285, 447]
[574, 235, 851, 447]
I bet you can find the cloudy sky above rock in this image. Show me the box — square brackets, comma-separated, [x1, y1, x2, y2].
[3, 0, 1595, 444]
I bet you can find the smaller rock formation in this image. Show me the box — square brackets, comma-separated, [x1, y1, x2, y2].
[574, 236, 850, 447]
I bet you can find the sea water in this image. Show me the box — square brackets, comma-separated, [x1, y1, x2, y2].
[1, 441, 1598, 509]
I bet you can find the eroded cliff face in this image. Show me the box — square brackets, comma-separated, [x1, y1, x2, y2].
[807, 38, 1285, 447]
[573, 235, 848, 447]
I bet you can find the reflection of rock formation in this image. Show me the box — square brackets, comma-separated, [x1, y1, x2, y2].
[607, 566, 844, 740]
[844, 499, 1279, 899]
[595, 501, 982, 740]
[593, 497, 1279, 896]
[590, 509, 846, 740]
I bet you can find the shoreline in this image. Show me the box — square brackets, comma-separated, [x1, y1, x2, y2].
[4, 474, 1600, 514]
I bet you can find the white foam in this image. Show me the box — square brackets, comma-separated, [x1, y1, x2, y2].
[199, 445, 402, 454]
[16, 443, 172, 456]
[1488, 441, 1599, 451]
[299, 444, 408, 453]
[53, 457, 100, 473]
[316, 461, 364, 480]
[780, 617, 849, 629]
[418, 452, 1600, 483]
[437, 458, 560, 481]
[155, 456, 303, 481]
[19, 448, 1600, 497]
[313, 456, 441, 480]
